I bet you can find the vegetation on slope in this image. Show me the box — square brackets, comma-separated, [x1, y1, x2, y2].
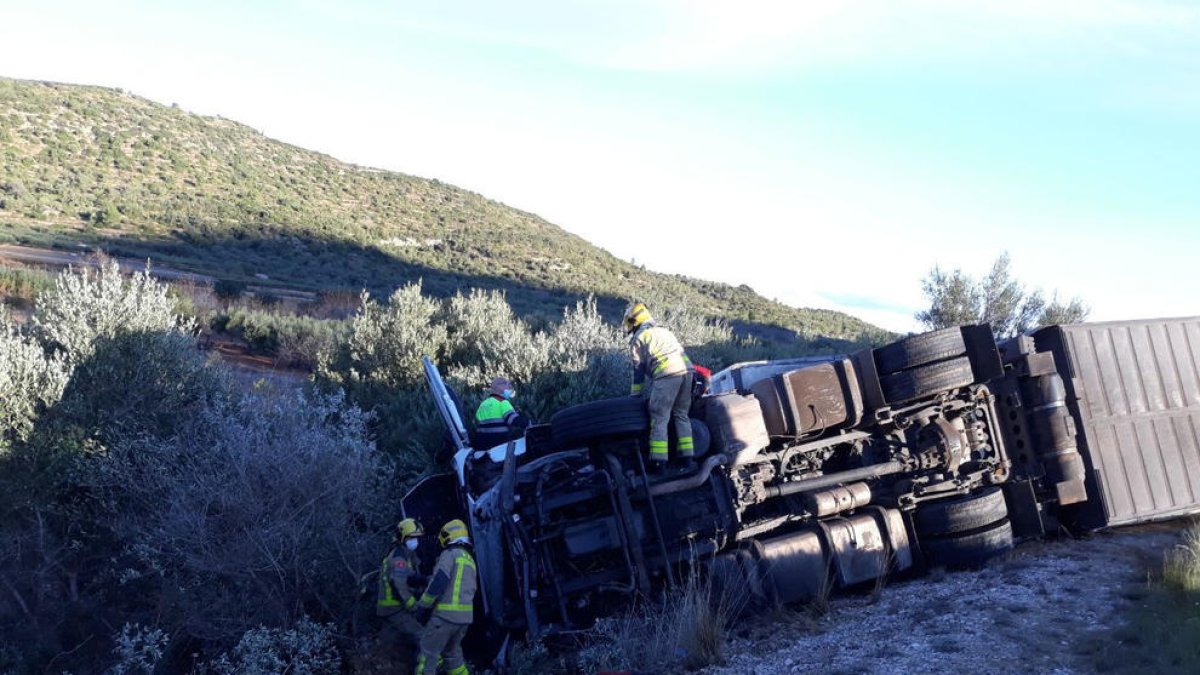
[1, 257, 818, 672]
[0, 77, 889, 346]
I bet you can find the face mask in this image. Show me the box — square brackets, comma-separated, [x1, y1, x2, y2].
[503, 389, 516, 400]
[405, 539, 419, 551]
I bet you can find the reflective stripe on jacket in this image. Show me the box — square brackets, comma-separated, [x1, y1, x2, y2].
[376, 547, 419, 615]
[417, 546, 477, 625]
[475, 396, 522, 435]
[630, 322, 690, 395]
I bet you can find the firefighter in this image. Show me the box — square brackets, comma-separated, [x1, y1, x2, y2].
[376, 518, 426, 667]
[624, 302, 694, 466]
[473, 376, 529, 449]
[414, 519, 477, 675]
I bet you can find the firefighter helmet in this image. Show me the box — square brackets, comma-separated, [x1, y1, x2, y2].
[623, 302, 652, 334]
[438, 519, 470, 547]
[396, 517, 424, 540]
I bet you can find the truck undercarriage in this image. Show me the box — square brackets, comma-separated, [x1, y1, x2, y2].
[404, 317, 1200, 662]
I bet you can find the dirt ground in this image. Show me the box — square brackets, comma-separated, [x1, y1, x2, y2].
[705, 524, 1186, 675]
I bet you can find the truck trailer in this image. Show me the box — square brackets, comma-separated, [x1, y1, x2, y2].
[402, 317, 1200, 657]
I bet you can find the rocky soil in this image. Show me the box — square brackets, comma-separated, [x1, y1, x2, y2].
[706, 525, 1184, 674]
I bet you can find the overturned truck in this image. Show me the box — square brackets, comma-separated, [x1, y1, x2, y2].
[404, 317, 1200, 653]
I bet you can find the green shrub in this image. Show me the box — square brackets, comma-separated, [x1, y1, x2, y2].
[0, 264, 389, 672]
[213, 278, 247, 301]
[0, 266, 57, 304]
[210, 306, 346, 369]
[0, 307, 67, 450]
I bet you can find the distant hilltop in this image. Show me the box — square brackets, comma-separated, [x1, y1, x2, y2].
[0, 77, 890, 347]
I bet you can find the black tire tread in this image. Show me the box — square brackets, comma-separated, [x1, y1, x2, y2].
[874, 328, 967, 375]
[915, 487, 1008, 537]
[922, 520, 1014, 569]
[550, 397, 649, 448]
[880, 356, 976, 404]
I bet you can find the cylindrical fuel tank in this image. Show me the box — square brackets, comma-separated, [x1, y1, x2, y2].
[1022, 373, 1087, 502]
[711, 506, 912, 608]
[801, 482, 872, 518]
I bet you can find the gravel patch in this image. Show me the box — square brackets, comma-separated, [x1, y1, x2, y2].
[705, 527, 1180, 675]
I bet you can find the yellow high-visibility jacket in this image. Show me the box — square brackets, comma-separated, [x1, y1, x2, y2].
[417, 546, 477, 625]
[376, 547, 419, 615]
[629, 322, 690, 396]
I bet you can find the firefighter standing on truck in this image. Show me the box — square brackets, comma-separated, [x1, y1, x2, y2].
[414, 519, 477, 675]
[624, 301, 694, 466]
[376, 518, 425, 667]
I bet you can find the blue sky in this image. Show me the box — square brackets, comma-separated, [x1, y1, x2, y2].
[3, 0, 1198, 331]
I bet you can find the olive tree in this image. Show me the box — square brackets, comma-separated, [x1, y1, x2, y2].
[916, 253, 1089, 337]
[440, 288, 551, 387]
[33, 261, 193, 366]
[0, 307, 67, 450]
[317, 283, 446, 390]
[95, 390, 389, 649]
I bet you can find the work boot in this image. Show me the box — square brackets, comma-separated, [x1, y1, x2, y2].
[647, 460, 667, 476]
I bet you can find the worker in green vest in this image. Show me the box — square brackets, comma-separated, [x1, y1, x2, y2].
[473, 377, 529, 449]
[375, 518, 425, 668]
[414, 519, 477, 675]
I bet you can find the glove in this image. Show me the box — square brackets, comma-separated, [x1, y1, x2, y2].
[413, 605, 432, 626]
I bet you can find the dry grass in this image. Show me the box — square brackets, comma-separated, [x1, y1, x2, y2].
[0, 264, 56, 305]
[1081, 522, 1200, 674]
[1163, 525, 1200, 593]
[577, 569, 740, 672]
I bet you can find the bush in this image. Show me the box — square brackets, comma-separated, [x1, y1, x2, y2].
[0, 264, 391, 672]
[213, 278, 247, 301]
[440, 288, 550, 388]
[205, 618, 340, 675]
[0, 266, 57, 304]
[211, 307, 346, 369]
[110, 623, 169, 675]
[33, 260, 194, 366]
[95, 390, 388, 650]
[0, 307, 67, 450]
[318, 283, 447, 390]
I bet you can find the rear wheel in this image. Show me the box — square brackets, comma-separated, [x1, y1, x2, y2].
[914, 487, 1008, 536]
[880, 357, 975, 404]
[915, 487, 1013, 568]
[921, 520, 1014, 568]
[874, 328, 967, 375]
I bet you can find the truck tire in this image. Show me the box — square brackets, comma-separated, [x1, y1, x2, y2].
[874, 328, 967, 375]
[914, 487, 1008, 537]
[880, 357, 975, 404]
[922, 520, 1013, 568]
[550, 397, 649, 449]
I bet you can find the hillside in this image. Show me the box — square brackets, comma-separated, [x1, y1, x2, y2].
[0, 77, 889, 346]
